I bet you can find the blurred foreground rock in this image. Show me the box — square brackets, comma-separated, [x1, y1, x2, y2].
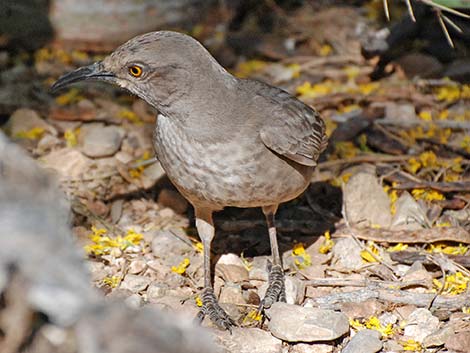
[0, 132, 219, 353]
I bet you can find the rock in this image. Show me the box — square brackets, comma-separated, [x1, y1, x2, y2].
[401, 261, 433, 290]
[214, 327, 282, 353]
[343, 170, 391, 228]
[146, 282, 169, 302]
[267, 303, 349, 342]
[403, 308, 439, 343]
[151, 229, 193, 263]
[384, 103, 417, 123]
[258, 276, 303, 305]
[40, 148, 92, 179]
[5, 108, 57, 137]
[219, 283, 245, 305]
[444, 331, 470, 352]
[291, 343, 333, 353]
[124, 294, 144, 309]
[340, 300, 385, 320]
[140, 161, 166, 188]
[120, 274, 151, 293]
[215, 253, 249, 283]
[391, 192, 426, 231]
[332, 238, 363, 270]
[157, 189, 189, 214]
[423, 326, 454, 348]
[80, 123, 125, 158]
[127, 260, 146, 274]
[342, 329, 382, 353]
[249, 256, 270, 281]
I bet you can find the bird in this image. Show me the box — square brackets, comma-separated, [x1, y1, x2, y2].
[52, 31, 328, 331]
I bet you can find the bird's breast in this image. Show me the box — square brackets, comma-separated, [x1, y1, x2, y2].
[154, 115, 311, 209]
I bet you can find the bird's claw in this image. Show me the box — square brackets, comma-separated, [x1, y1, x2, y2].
[196, 287, 236, 332]
[259, 264, 286, 312]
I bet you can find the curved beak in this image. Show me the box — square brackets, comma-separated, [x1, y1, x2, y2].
[51, 62, 115, 92]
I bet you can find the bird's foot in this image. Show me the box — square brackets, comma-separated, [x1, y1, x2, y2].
[259, 264, 286, 312]
[196, 287, 236, 332]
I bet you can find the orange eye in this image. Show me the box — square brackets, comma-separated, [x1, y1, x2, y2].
[129, 65, 143, 77]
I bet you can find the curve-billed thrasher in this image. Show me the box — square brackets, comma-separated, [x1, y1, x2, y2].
[52, 31, 328, 331]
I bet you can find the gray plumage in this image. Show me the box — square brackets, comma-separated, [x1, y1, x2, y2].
[52, 30, 328, 330]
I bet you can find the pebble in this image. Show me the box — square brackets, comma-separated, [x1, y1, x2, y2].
[342, 329, 382, 353]
[444, 331, 470, 353]
[340, 300, 385, 320]
[331, 238, 363, 270]
[267, 302, 349, 342]
[120, 274, 151, 293]
[80, 123, 125, 158]
[127, 260, 147, 274]
[423, 326, 454, 348]
[391, 191, 427, 231]
[403, 308, 439, 343]
[214, 327, 283, 353]
[249, 256, 270, 281]
[151, 229, 193, 263]
[215, 253, 249, 283]
[343, 170, 392, 228]
[5, 108, 57, 137]
[146, 282, 169, 302]
[124, 294, 144, 309]
[41, 148, 92, 179]
[219, 283, 245, 305]
[290, 343, 333, 353]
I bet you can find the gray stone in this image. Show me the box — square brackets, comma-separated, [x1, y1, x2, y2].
[342, 329, 382, 353]
[445, 331, 470, 353]
[249, 256, 270, 281]
[384, 103, 417, 123]
[423, 326, 454, 348]
[5, 108, 57, 137]
[127, 260, 146, 274]
[267, 302, 349, 342]
[40, 148, 92, 179]
[80, 123, 125, 158]
[151, 229, 193, 263]
[391, 192, 427, 230]
[403, 308, 439, 343]
[214, 327, 282, 353]
[219, 283, 245, 305]
[124, 293, 144, 308]
[215, 253, 249, 283]
[343, 171, 392, 228]
[332, 238, 363, 270]
[146, 282, 169, 302]
[291, 343, 333, 353]
[120, 274, 151, 293]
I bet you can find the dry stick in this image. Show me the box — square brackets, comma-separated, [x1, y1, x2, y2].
[318, 154, 410, 169]
[303, 278, 428, 290]
[376, 118, 470, 130]
[425, 254, 447, 310]
[311, 287, 470, 311]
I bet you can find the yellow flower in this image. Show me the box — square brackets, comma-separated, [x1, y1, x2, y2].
[419, 151, 438, 168]
[418, 111, 432, 121]
[319, 231, 334, 254]
[406, 157, 421, 174]
[118, 109, 142, 125]
[411, 189, 445, 202]
[195, 295, 203, 307]
[84, 227, 143, 256]
[400, 339, 422, 352]
[14, 127, 45, 140]
[171, 258, 190, 275]
[296, 81, 334, 98]
[235, 60, 267, 78]
[387, 243, 408, 252]
[361, 242, 381, 263]
[241, 252, 253, 271]
[292, 243, 312, 269]
[428, 243, 468, 255]
[350, 316, 395, 337]
[435, 85, 460, 102]
[356, 82, 379, 95]
[438, 110, 449, 120]
[128, 151, 152, 178]
[55, 88, 84, 106]
[433, 271, 469, 295]
[319, 44, 333, 56]
[461, 136, 470, 153]
[64, 128, 79, 147]
[193, 241, 204, 253]
[102, 276, 121, 288]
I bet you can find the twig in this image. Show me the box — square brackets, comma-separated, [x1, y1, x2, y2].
[310, 287, 470, 311]
[318, 154, 410, 169]
[376, 118, 470, 130]
[304, 278, 429, 290]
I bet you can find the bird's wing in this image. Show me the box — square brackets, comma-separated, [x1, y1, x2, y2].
[256, 83, 328, 167]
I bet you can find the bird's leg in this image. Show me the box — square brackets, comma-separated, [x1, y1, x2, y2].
[259, 205, 286, 311]
[195, 208, 235, 331]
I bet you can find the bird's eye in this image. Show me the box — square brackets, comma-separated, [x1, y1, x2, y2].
[128, 65, 143, 77]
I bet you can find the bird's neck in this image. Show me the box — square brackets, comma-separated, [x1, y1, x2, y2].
[149, 66, 239, 132]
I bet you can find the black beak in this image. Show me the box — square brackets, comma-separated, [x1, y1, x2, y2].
[51, 62, 115, 92]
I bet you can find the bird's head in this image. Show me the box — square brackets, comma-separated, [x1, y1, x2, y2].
[52, 31, 228, 113]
